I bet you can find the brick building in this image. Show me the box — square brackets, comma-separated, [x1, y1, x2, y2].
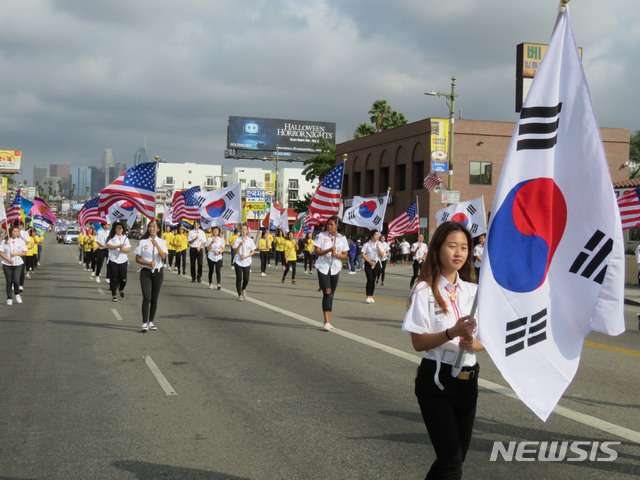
[336, 118, 630, 237]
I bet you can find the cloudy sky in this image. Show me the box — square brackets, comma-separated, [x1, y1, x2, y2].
[3, 0, 639, 182]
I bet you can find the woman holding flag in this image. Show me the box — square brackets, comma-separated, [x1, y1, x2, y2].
[106, 221, 131, 302]
[1, 225, 28, 305]
[134, 220, 168, 332]
[314, 216, 348, 331]
[402, 221, 483, 480]
[206, 226, 225, 290]
[360, 229, 385, 303]
[232, 224, 256, 301]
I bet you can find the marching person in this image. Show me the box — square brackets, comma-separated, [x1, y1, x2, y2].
[233, 224, 256, 301]
[1, 225, 27, 305]
[163, 225, 175, 271]
[187, 220, 206, 283]
[106, 221, 131, 302]
[172, 225, 188, 275]
[258, 230, 271, 277]
[303, 232, 314, 274]
[399, 237, 410, 267]
[134, 220, 168, 332]
[281, 231, 299, 285]
[410, 232, 428, 288]
[361, 229, 385, 303]
[206, 226, 225, 290]
[314, 216, 349, 331]
[228, 228, 239, 270]
[274, 228, 286, 268]
[402, 221, 483, 480]
[25, 228, 37, 279]
[93, 222, 109, 283]
[376, 234, 390, 286]
[83, 225, 96, 273]
[473, 234, 485, 280]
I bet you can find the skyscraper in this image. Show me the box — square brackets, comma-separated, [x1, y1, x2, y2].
[102, 149, 113, 187]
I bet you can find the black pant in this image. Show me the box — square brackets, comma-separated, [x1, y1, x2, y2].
[26, 255, 36, 272]
[364, 262, 381, 296]
[283, 259, 296, 281]
[410, 260, 423, 288]
[108, 261, 127, 297]
[415, 359, 479, 480]
[190, 247, 203, 281]
[95, 249, 108, 277]
[303, 251, 312, 271]
[275, 250, 285, 267]
[317, 270, 339, 312]
[208, 258, 222, 285]
[3, 264, 20, 298]
[167, 250, 175, 267]
[234, 264, 250, 295]
[175, 250, 186, 273]
[84, 250, 93, 271]
[140, 268, 163, 324]
[259, 251, 269, 273]
[376, 260, 387, 283]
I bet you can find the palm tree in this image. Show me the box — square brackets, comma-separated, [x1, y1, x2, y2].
[69, 183, 76, 200]
[382, 111, 408, 130]
[369, 100, 392, 133]
[353, 123, 377, 139]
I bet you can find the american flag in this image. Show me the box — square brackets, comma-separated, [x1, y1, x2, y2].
[6, 189, 22, 224]
[305, 162, 345, 226]
[99, 161, 157, 219]
[387, 200, 419, 240]
[78, 195, 107, 233]
[423, 173, 443, 192]
[171, 186, 201, 222]
[617, 187, 640, 230]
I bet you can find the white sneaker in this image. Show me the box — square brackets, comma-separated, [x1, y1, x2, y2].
[209, 284, 214, 289]
[148, 322, 157, 330]
[6, 299, 12, 306]
[90, 272, 95, 277]
[322, 323, 333, 331]
[141, 323, 149, 332]
[14, 295, 22, 304]
[348, 271, 357, 275]
[260, 272, 266, 277]
[105, 278, 110, 283]
[96, 276, 101, 283]
[19, 286, 24, 292]
[238, 296, 243, 301]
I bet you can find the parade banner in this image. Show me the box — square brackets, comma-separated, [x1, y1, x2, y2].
[430, 119, 449, 173]
[0, 150, 22, 173]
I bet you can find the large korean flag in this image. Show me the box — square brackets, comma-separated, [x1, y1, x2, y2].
[477, 5, 624, 421]
[196, 183, 242, 228]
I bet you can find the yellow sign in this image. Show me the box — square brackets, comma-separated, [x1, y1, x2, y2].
[430, 119, 449, 173]
[0, 150, 22, 173]
[519, 42, 582, 78]
[245, 202, 267, 212]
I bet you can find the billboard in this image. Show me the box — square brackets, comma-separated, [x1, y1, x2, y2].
[0, 150, 22, 173]
[227, 116, 336, 154]
[430, 119, 449, 173]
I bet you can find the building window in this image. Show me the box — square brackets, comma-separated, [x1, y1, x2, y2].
[188, 181, 192, 185]
[353, 172, 361, 196]
[250, 180, 257, 187]
[289, 179, 299, 189]
[240, 178, 246, 184]
[470, 161, 492, 185]
[288, 190, 298, 202]
[206, 177, 216, 186]
[365, 170, 375, 195]
[165, 176, 174, 185]
[188, 170, 192, 174]
[412, 162, 424, 189]
[379, 167, 389, 191]
[395, 164, 406, 191]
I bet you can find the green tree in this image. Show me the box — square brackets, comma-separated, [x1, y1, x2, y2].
[382, 110, 408, 130]
[369, 99, 392, 133]
[354, 123, 376, 139]
[302, 137, 336, 184]
[353, 99, 409, 138]
[630, 130, 640, 178]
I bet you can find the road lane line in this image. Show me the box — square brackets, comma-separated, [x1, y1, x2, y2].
[226, 287, 640, 444]
[144, 356, 177, 396]
[98, 288, 105, 295]
[111, 309, 123, 322]
[584, 341, 640, 357]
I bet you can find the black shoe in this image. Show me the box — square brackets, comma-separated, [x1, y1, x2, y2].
[112, 297, 117, 302]
[281, 278, 285, 284]
[637, 313, 640, 330]
[120, 290, 125, 299]
[197, 278, 202, 283]
[192, 278, 196, 283]
[217, 285, 221, 290]
[292, 280, 296, 285]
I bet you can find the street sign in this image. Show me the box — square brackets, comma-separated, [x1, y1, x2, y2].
[245, 202, 267, 212]
[441, 190, 460, 204]
[246, 189, 266, 203]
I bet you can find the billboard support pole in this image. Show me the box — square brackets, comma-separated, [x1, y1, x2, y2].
[274, 145, 280, 207]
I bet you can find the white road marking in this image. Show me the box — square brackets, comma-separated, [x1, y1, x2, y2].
[144, 356, 177, 396]
[111, 308, 123, 322]
[98, 288, 104, 295]
[223, 287, 640, 444]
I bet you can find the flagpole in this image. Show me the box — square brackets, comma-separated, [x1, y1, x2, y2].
[415, 195, 420, 237]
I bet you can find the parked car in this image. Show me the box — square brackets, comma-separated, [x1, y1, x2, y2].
[63, 230, 80, 244]
[128, 229, 142, 240]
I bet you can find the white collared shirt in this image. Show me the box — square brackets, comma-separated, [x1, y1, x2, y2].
[206, 236, 225, 262]
[473, 244, 484, 268]
[362, 240, 382, 263]
[106, 235, 131, 264]
[187, 229, 206, 249]
[314, 232, 349, 275]
[1, 238, 27, 266]
[134, 237, 168, 271]
[95, 229, 109, 249]
[402, 274, 478, 367]
[411, 242, 428, 262]
[233, 236, 256, 267]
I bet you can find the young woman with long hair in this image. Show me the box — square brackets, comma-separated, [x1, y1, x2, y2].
[257, 230, 271, 277]
[232, 224, 256, 301]
[172, 225, 188, 275]
[303, 232, 314, 274]
[313, 216, 348, 331]
[206, 226, 225, 290]
[0, 226, 27, 305]
[134, 220, 168, 332]
[106, 221, 131, 302]
[402, 221, 483, 480]
[281, 231, 299, 284]
[360, 229, 384, 303]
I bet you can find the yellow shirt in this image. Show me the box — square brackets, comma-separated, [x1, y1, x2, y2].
[83, 234, 95, 252]
[172, 233, 188, 252]
[304, 239, 314, 253]
[275, 236, 286, 252]
[163, 231, 175, 251]
[27, 236, 38, 255]
[284, 239, 298, 261]
[228, 234, 239, 251]
[258, 238, 270, 251]
[78, 233, 85, 246]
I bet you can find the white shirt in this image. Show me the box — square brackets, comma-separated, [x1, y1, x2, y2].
[362, 241, 382, 263]
[106, 235, 131, 264]
[380, 241, 391, 261]
[635, 244, 640, 264]
[19, 229, 30, 244]
[95, 229, 109, 249]
[314, 232, 349, 276]
[206, 236, 225, 262]
[411, 242, 428, 262]
[233, 236, 256, 267]
[187, 229, 206, 249]
[134, 237, 168, 272]
[1, 238, 27, 266]
[400, 241, 410, 255]
[474, 244, 484, 269]
[402, 275, 478, 367]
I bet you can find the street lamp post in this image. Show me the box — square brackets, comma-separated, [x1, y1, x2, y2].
[425, 76, 458, 190]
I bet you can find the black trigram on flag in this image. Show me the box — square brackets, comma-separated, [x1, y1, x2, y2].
[440, 212, 450, 222]
[112, 210, 125, 219]
[505, 307, 548, 357]
[197, 196, 205, 207]
[225, 191, 236, 200]
[569, 230, 613, 284]
[516, 103, 562, 151]
[222, 209, 234, 221]
[372, 215, 382, 226]
[467, 204, 477, 215]
[377, 197, 385, 206]
[469, 223, 478, 235]
[347, 210, 357, 221]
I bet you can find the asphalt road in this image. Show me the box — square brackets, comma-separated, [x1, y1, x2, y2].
[1, 236, 639, 479]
